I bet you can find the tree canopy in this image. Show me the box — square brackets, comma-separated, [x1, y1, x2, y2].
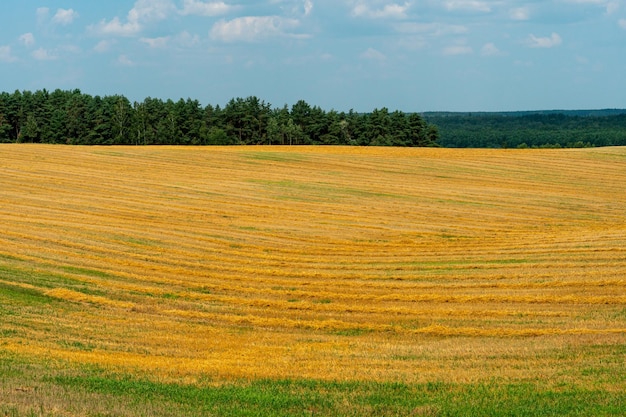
[424, 111, 626, 148]
[0, 89, 439, 147]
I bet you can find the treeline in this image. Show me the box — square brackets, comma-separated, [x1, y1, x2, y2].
[0, 89, 439, 147]
[423, 111, 626, 148]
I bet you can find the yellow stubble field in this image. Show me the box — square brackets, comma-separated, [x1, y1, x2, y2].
[0, 144, 625, 385]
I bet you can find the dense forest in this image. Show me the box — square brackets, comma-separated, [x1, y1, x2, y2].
[424, 111, 626, 148]
[0, 89, 439, 147]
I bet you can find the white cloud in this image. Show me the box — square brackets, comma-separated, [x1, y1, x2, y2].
[140, 36, 170, 48]
[60, 44, 81, 54]
[395, 22, 468, 36]
[19, 33, 36, 47]
[562, 0, 605, 4]
[117, 54, 136, 66]
[32, 47, 57, 61]
[443, 0, 491, 12]
[442, 44, 473, 55]
[564, 0, 607, 4]
[36, 7, 50, 23]
[94, 40, 115, 53]
[128, 0, 176, 23]
[514, 59, 533, 67]
[90, 0, 175, 37]
[0, 46, 17, 62]
[563, 0, 619, 13]
[91, 17, 142, 37]
[509, 7, 529, 20]
[352, 2, 410, 19]
[360, 47, 386, 60]
[481, 42, 503, 56]
[174, 31, 201, 47]
[52, 8, 79, 25]
[606, 2, 619, 14]
[304, 0, 314, 16]
[396, 36, 428, 50]
[270, 0, 314, 16]
[526, 32, 562, 48]
[575, 55, 589, 64]
[179, 0, 234, 16]
[210, 16, 304, 42]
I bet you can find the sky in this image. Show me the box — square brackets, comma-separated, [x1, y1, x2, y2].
[1, 0, 626, 112]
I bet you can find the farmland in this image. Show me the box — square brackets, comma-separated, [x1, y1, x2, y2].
[1, 145, 625, 416]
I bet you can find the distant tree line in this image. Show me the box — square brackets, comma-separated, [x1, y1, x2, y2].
[423, 111, 626, 148]
[0, 89, 440, 147]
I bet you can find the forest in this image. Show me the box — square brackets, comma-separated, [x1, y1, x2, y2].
[424, 110, 626, 148]
[0, 89, 439, 147]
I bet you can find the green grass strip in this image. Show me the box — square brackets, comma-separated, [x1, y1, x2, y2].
[47, 373, 624, 417]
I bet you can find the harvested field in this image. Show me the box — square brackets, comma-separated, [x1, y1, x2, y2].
[1, 144, 625, 387]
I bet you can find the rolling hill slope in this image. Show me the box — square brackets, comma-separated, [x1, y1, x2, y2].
[1, 145, 625, 386]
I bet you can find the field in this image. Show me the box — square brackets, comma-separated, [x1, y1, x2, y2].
[1, 144, 625, 416]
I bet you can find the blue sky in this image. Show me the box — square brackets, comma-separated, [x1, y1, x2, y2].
[1, 1, 625, 111]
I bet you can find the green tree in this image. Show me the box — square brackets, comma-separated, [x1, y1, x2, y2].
[0, 88, 446, 147]
[365, 108, 394, 146]
[291, 100, 312, 143]
[157, 100, 181, 145]
[6, 90, 24, 141]
[222, 96, 272, 144]
[388, 110, 410, 146]
[283, 118, 304, 145]
[20, 113, 39, 142]
[320, 110, 342, 145]
[266, 116, 281, 145]
[426, 125, 440, 146]
[65, 90, 90, 144]
[206, 127, 229, 145]
[407, 113, 428, 147]
[111, 95, 132, 144]
[0, 93, 13, 143]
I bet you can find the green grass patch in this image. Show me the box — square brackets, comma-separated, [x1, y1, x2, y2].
[0, 329, 19, 338]
[248, 179, 412, 204]
[56, 340, 96, 352]
[0, 281, 52, 306]
[243, 152, 308, 163]
[1, 351, 625, 416]
[0, 253, 24, 262]
[0, 263, 99, 293]
[59, 265, 114, 279]
[91, 150, 127, 157]
[0, 261, 142, 300]
[162, 292, 180, 300]
[331, 328, 372, 337]
[113, 235, 159, 247]
[45, 373, 626, 417]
